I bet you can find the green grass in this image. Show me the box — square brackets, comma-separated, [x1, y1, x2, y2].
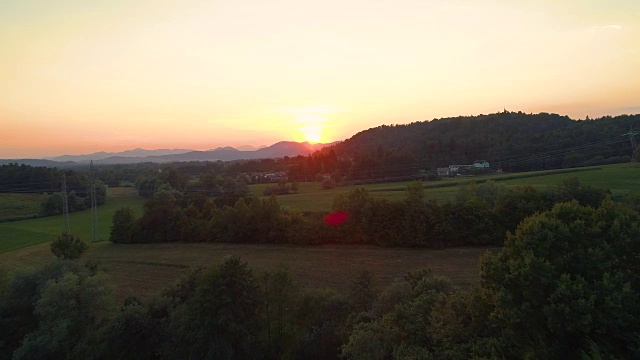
[249, 181, 456, 212]
[0, 193, 48, 221]
[493, 163, 640, 195]
[0, 187, 146, 254]
[0, 242, 491, 302]
[251, 163, 639, 212]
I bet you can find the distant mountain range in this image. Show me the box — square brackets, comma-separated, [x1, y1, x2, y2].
[0, 142, 330, 167]
[47, 148, 195, 162]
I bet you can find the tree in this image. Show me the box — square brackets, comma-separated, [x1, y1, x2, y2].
[342, 269, 453, 359]
[322, 178, 336, 189]
[165, 256, 261, 359]
[94, 300, 163, 360]
[41, 193, 63, 216]
[290, 181, 299, 193]
[347, 269, 376, 314]
[12, 271, 114, 359]
[109, 207, 137, 244]
[481, 200, 640, 359]
[260, 265, 298, 358]
[0, 260, 108, 359]
[50, 232, 88, 260]
[405, 181, 425, 205]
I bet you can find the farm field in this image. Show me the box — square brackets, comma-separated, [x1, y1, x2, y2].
[251, 162, 639, 212]
[0, 241, 490, 303]
[0, 193, 48, 222]
[0, 187, 145, 254]
[1, 163, 637, 253]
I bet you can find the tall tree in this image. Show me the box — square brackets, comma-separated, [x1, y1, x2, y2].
[166, 256, 261, 359]
[109, 207, 137, 244]
[481, 200, 640, 358]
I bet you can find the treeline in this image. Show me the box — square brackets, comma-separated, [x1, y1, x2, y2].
[2, 198, 639, 359]
[112, 176, 612, 247]
[0, 163, 106, 218]
[126, 112, 640, 185]
[0, 163, 86, 194]
[327, 111, 640, 173]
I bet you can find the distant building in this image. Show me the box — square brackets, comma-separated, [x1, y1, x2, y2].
[265, 171, 288, 182]
[473, 160, 490, 168]
[448, 164, 474, 173]
[437, 167, 451, 176]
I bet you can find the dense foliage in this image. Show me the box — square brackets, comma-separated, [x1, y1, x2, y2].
[115, 177, 611, 248]
[2, 198, 639, 358]
[0, 163, 107, 217]
[329, 112, 640, 174]
[50, 232, 88, 260]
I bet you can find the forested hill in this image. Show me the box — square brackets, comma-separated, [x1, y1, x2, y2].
[328, 111, 640, 172]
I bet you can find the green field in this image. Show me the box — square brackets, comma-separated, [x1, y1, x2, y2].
[251, 163, 640, 212]
[0, 241, 490, 302]
[0, 193, 48, 222]
[0, 187, 146, 254]
[1, 163, 637, 254]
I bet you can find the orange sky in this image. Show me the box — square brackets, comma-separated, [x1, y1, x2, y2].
[2, 0, 640, 158]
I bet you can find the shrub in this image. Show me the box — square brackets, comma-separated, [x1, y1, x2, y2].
[322, 178, 336, 189]
[50, 232, 88, 260]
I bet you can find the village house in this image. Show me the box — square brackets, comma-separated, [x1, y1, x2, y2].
[264, 171, 288, 182]
[437, 167, 450, 177]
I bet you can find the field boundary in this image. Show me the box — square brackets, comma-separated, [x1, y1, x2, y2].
[106, 260, 190, 269]
[369, 167, 603, 192]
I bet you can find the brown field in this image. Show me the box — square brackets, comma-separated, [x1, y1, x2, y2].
[0, 242, 492, 303]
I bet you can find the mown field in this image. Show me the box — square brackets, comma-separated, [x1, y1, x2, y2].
[0, 241, 490, 303]
[0, 193, 48, 222]
[251, 162, 639, 212]
[0, 187, 146, 254]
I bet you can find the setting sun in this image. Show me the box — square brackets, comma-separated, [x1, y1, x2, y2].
[291, 108, 329, 144]
[301, 125, 322, 143]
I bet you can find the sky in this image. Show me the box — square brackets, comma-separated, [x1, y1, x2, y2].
[1, 0, 639, 158]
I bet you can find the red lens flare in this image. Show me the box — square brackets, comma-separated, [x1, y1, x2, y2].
[324, 211, 349, 226]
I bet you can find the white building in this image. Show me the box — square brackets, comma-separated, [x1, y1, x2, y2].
[437, 167, 451, 176]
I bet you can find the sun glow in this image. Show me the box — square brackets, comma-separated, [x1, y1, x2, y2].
[301, 125, 322, 143]
[291, 109, 330, 143]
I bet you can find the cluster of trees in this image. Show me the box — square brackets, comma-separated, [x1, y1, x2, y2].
[3, 198, 639, 358]
[0, 164, 84, 194]
[0, 163, 107, 217]
[40, 184, 107, 216]
[327, 112, 640, 174]
[113, 175, 612, 248]
[263, 181, 299, 196]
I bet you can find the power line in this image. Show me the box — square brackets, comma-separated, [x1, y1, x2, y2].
[90, 161, 98, 242]
[61, 173, 70, 233]
[625, 126, 639, 161]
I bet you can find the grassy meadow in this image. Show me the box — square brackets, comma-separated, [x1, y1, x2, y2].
[0, 187, 146, 254]
[251, 162, 639, 212]
[0, 193, 48, 222]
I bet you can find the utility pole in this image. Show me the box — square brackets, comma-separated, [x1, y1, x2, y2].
[90, 161, 98, 242]
[626, 126, 639, 161]
[62, 173, 70, 233]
